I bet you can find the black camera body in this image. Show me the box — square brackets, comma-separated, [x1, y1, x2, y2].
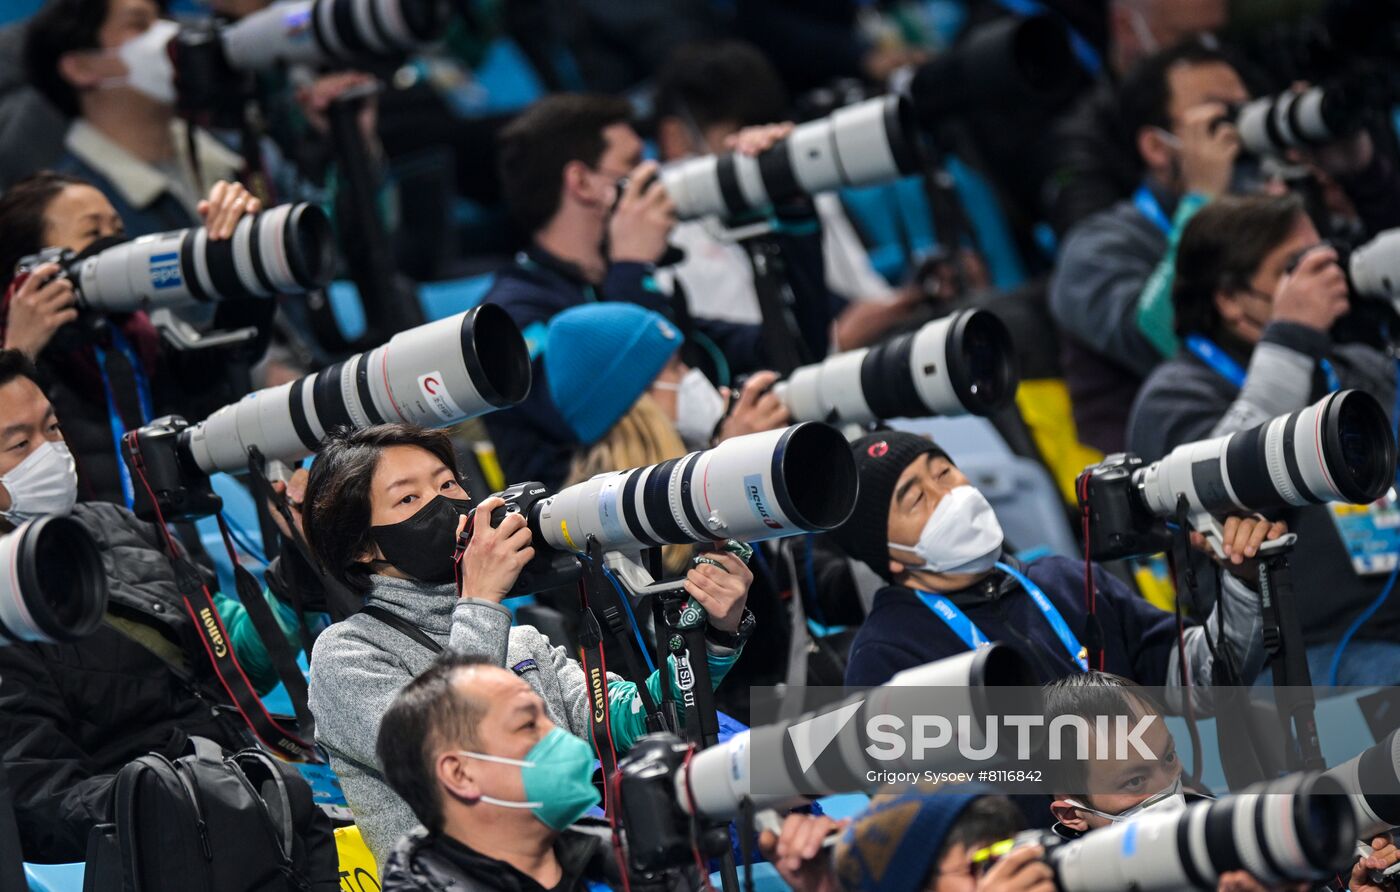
[488, 482, 583, 596]
[616, 734, 731, 874]
[15, 247, 75, 282]
[122, 416, 222, 523]
[1076, 453, 1170, 562]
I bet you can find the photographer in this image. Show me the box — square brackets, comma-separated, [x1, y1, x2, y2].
[23, 0, 287, 237]
[0, 170, 261, 505]
[376, 652, 627, 892]
[302, 423, 752, 866]
[756, 788, 1037, 892]
[481, 93, 826, 489]
[1043, 671, 1400, 892]
[1048, 39, 1248, 453]
[832, 430, 1281, 699]
[1043, 1, 1227, 237]
[651, 40, 926, 351]
[545, 301, 860, 718]
[1126, 193, 1400, 684]
[0, 349, 319, 861]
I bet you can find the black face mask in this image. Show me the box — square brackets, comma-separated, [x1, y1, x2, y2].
[368, 495, 473, 585]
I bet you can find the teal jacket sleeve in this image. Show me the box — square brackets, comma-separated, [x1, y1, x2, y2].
[607, 646, 742, 752]
[214, 589, 309, 695]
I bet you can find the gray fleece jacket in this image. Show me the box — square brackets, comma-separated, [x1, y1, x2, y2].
[307, 575, 738, 870]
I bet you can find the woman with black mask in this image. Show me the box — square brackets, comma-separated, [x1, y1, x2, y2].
[302, 423, 753, 868]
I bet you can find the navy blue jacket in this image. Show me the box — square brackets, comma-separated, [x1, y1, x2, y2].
[845, 555, 1179, 688]
[482, 248, 772, 489]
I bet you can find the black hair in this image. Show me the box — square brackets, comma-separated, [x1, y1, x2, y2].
[25, 0, 123, 117]
[301, 423, 462, 593]
[653, 40, 789, 133]
[1118, 38, 1237, 138]
[1173, 193, 1307, 337]
[496, 93, 634, 235]
[0, 171, 90, 280]
[938, 796, 1024, 864]
[376, 650, 495, 835]
[1042, 671, 1167, 796]
[0, 350, 42, 391]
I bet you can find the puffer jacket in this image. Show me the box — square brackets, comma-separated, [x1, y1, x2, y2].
[0, 502, 305, 862]
[380, 826, 612, 892]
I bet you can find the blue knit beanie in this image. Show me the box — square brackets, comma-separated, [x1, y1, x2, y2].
[834, 788, 989, 892]
[545, 303, 683, 445]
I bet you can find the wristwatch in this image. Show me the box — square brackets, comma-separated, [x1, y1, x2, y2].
[705, 608, 756, 649]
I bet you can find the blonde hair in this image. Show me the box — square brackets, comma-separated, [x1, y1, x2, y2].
[566, 394, 694, 576]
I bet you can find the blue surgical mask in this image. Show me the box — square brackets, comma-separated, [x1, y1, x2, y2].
[459, 727, 600, 830]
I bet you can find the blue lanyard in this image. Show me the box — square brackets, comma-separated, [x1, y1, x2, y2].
[1133, 185, 1173, 236]
[92, 327, 154, 510]
[915, 562, 1088, 670]
[1186, 334, 1341, 392]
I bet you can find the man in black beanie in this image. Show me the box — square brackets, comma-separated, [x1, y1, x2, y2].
[832, 431, 1285, 699]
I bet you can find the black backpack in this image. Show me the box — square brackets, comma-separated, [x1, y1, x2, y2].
[83, 736, 338, 892]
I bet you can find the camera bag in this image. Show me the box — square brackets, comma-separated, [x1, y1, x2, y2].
[82, 736, 337, 892]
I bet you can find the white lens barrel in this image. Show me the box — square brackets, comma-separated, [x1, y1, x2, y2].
[184, 305, 528, 474]
[778, 348, 874, 424]
[829, 97, 903, 186]
[1236, 97, 1274, 157]
[535, 423, 856, 553]
[76, 229, 199, 312]
[908, 316, 962, 413]
[1051, 807, 1198, 892]
[222, 0, 327, 68]
[0, 517, 106, 646]
[785, 118, 845, 197]
[659, 158, 728, 221]
[1350, 228, 1400, 299]
[1323, 730, 1400, 839]
[1291, 87, 1330, 143]
[676, 646, 1034, 821]
[1136, 435, 1236, 518]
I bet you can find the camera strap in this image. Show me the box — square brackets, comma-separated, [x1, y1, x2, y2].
[577, 578, 620, 808]
[742, 236, 809, 375]
[125, 431, 319, 763]
[93, 328, 155, 511]
[214, 514, 319, 744]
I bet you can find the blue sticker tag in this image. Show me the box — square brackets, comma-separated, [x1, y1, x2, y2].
[1122, 822, 1138, 857]
[742, 473, 783, 533]
[148, 252, 182, 290]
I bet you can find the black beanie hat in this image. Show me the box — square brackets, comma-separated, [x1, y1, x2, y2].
[831, 431, 949, 582]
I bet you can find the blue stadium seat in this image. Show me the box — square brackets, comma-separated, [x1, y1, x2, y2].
[25, 862, 84, 892]
[327, 281, 369, 345]
[193, 473, 269, 597]
[419, 274, 497, 321]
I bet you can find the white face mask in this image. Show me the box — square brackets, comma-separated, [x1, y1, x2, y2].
[655, 368, 727, 449]
[888, 484, 1004, 575]
[102, 20, 179, 105]
[1066, 775, 1186, 823]
[1, 441, 78, 525]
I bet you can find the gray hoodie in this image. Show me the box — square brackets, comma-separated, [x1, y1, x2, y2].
[308, 575, 737, 869]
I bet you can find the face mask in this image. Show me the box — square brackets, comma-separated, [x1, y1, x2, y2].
[888, 484, 1004, 575]
[1, 441, 78, 525]
[1066, 775, 1185, 823]
[368, 495, 472, 585]
[654, 368, 727, 449]
[459, 727, 601, 830]
[102, 20, 178, 105]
